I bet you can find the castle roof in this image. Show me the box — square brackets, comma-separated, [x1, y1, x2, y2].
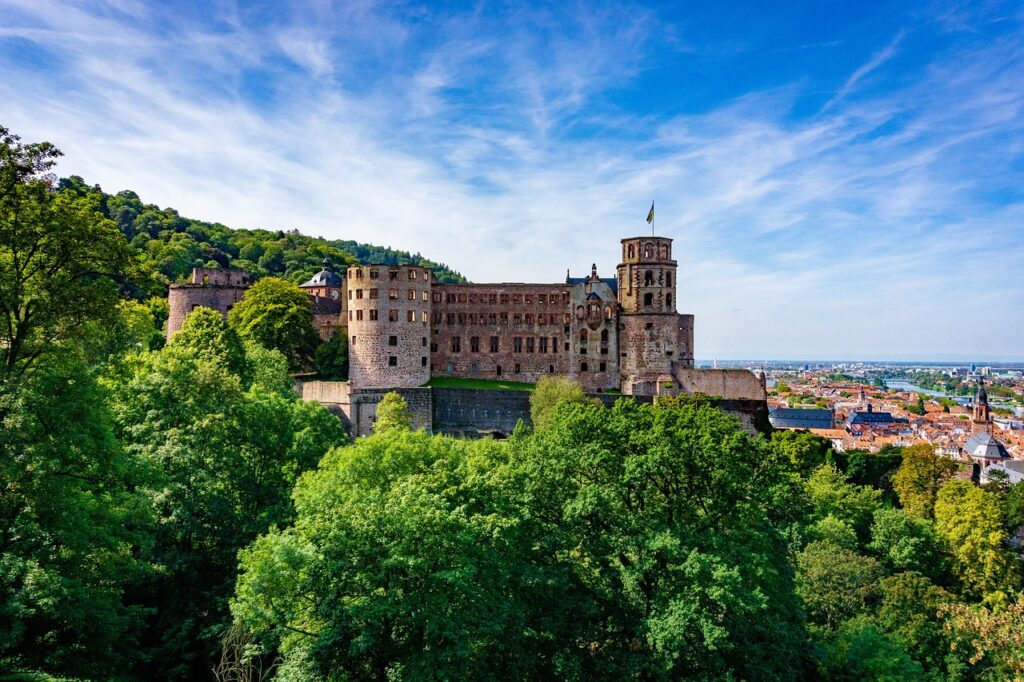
[566, 276, 618, 295]
[301, 259, 342, 288]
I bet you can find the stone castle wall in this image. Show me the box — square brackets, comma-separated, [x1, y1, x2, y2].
[674, 368, 767, 401]
[346, 264, 432, 388]
[167, 284, 248, 337]
[298, 381, 769, 438]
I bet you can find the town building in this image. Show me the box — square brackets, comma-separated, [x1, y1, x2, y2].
[960, 379, 1010, 468]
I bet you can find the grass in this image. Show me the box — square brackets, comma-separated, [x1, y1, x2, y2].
[424, 376, 537, 391]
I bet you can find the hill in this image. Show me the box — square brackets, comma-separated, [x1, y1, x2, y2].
[56, 175, 466, 299]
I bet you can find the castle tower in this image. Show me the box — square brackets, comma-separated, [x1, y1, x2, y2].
[971, 378, 991, 435]
[166, 268, 251, 338]
[347, 264, 432, 389]
[616, 236, 693, 395]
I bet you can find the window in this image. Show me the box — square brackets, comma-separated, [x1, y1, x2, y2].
[628, 244, 635, 258]
[552, 337, 559, 353]
[421, 311, 428, 322]
[408, 290, 416, 300]
[389, 309, 399, 321]
[469, 293, 477, 303]
[458, 293, 467, 303]
[356, 269, 364, 279]
[496, 365, 502, 376]
[580, 362, 588, 372]
[447, 293, 455, 303]
[352, 336, 356, 345]
[644, 243, 653, 258]
[433, 292, 442, 303]
[389, 289, 399, 300]
[458, 313, 466, 325]
[407, 310, 415, 322]
[666, 272, 672, 287]
[446, 313, 455, 324]
[430, 343, 438, 352]
[451, 337, 461, 353]
[599, 362, 607, 372]
[489, 294, 497, 304]
[500, 294, 510, 304]
[666, 294, 672, 308]
[388, 356, 397, 366]
[513, 294, 522, 304]
[514, 363, 521, 374]
[409, 270, 416, 280]
[369, 269, 379, 279]
[513, 337, 523, 353]
[513, 314, 521, 325]
[601, 329, 609, 345]
[369, 288, 378, 299]
[422, 291, 428, 301]
[644, 270, 654, 286]
[500, 313, 508, 324]
[446, 363, 453, 373]
[470, 336, 480, 352]
[539, 294, 547, 304]
[348, 290, 353, 300]
[490, 336, 499, 352]
[644, 293, 654, 306]
[356, 289, 364, 299]
[539, 337, 548, 353]
[549, 365, 555, 373]
[389, 270, 398, 281]
[525, 294, 532, 304]
[388, 335, 398, 346]
[488, 313, 497, 325]
[525, 313, 533, 325]
[471, 362, 478, 374]
[356, 310, 363, 321]
[348, 311, 353, 321]
[580, 329, 588, 343]
[526, 337, 535, 353]
[422, 356, 427, 366]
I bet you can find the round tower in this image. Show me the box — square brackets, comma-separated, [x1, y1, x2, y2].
[347, 264, 432, 389]
[616, 237, 691, 395]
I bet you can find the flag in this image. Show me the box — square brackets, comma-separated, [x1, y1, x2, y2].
[646, 202, 654, 224]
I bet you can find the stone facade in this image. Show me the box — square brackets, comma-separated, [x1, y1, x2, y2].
[168, 232, 767, 419]
[167, 268, 251, 337]
[346, 264, 432, 389]
[297, 380, 769, 439]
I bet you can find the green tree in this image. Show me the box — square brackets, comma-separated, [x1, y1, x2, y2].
[892, 444, 958, 518]
[771, 429, 831, 475]
[934, 480, 1018, 599]
[818, 617, 924, 681]
[867, 508, 946, 580]
[874, 572, 961, 678]
[805, 464, 882, 541]
[169, 306, 250, 382]
[528, 375, 598, 431]
[108, 340, 346, 679]
[1, 126, 136, 379]
[943, 598, 1024, 679]
[374, 391, 411, 433]
[313, 329, 348, 380]
[228, 277, 318, 370]
[796, 540, 880, 629]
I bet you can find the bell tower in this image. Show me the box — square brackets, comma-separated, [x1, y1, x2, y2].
[616, 236, 693, 395]
[971, 378, 991, 435]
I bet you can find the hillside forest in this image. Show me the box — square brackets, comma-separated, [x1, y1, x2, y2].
[3, 126, 1024, 681]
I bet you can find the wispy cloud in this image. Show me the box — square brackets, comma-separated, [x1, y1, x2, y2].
[0, 0, 1021, 359]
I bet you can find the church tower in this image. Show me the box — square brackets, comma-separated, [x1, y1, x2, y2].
[616, 236, 693, 395]
[971, 378, 991, 435]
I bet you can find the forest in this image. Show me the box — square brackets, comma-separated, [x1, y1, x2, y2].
[3, 126, 1024, 681]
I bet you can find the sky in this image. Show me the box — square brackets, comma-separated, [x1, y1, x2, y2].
[1, 0, 1023, 361]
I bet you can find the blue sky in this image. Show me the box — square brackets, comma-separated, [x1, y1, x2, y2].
[1, 0, 1022, 360]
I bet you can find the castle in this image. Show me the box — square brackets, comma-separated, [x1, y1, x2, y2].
[169, 234, 768, 436]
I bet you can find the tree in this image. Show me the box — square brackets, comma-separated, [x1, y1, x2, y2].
[796, 541, 880, 629]
[313, 329, 348, 380]
[867, 508, 946, 580]
[235, 398, 810, 681]
[0, 126, 136, 379]
[528, 375, 598, 431]
[107, 340, 346, 679]
[374, 391, 411, 433]
[169, 306, 250, 383]
[874, 572, 961, 678]
[770, 429, 831, 475]
[943, 598, 1024, 679]
[228, 277, 318, 370]
[934, 480, 1018, 599]
[892, 444, 958, 518]
[818, 617, 924, 681]
[805, 464, 882, 541]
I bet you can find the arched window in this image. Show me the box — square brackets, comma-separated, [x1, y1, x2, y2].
[644, 293, 654, 306]
[644, 270, 654, 286]
[644, 243, 653, 258]
[580, 328, 588, 343]
[604, 305, 612, 320]
[666, 272, 672, 288]
[628, 244, 635, 258]
[575, 305, 585, 320]
[661, 243, 669, 258]
[600, 329, 609, 345]
[666, 294, 672, 308]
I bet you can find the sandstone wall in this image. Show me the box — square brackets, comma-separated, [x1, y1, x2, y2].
[347, 265, 432, 388]
[674, 368, 767, 401]
[167, 284, 248, 337]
